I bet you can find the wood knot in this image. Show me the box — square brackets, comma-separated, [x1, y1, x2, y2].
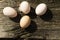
[0, 0, 4, 2]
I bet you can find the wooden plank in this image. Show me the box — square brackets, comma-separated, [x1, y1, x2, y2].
[0, 0, 60, 40]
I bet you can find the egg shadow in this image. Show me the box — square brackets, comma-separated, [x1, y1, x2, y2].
[25, 21, 37, 33]
[9, 13, 21, 23]
[27, 7, 37, 19]
[40, 8, 53, 21]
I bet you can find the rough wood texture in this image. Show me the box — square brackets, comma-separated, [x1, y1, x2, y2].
[0, 0, 60, 40]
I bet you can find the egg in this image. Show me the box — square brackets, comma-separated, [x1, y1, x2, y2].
[35, 3, 47, 16]
[20, 15, 31, 29]
[19, 1, 30, 14]
[3, 7, 17, 18]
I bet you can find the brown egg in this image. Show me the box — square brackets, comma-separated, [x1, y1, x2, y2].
[20, 15, 31, 29]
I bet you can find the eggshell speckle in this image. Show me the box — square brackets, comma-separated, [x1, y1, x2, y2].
[35, 3, 47, 16]
[19, 1, 30, 14]
[20, 15, 31, 29]
[3, 7, 17, 17]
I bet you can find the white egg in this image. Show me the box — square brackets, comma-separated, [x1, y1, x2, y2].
[20, 15, 31, 29]
[35, 3, 47, 16]
[19, 1, 30, 14]
[3, 7, 17, 17]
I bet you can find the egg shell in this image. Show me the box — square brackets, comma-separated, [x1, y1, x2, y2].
[19, 1, 30, 14]
[20, 15, 31, 29]
[35, 3, 47, 16]
[3, 7, 17, 17]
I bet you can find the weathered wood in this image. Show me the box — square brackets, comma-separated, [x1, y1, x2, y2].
[0, 0, 60, 40]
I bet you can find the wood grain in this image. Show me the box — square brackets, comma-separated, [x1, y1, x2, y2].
[0, 0, 60, 40]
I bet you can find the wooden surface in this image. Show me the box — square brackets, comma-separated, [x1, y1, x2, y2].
[0, 0, 60, 40]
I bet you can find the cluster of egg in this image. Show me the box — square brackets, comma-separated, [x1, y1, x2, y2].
[3, 1, 47, 29]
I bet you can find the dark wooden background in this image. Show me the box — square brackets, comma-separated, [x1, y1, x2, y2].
[0, 0, 60, 40]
